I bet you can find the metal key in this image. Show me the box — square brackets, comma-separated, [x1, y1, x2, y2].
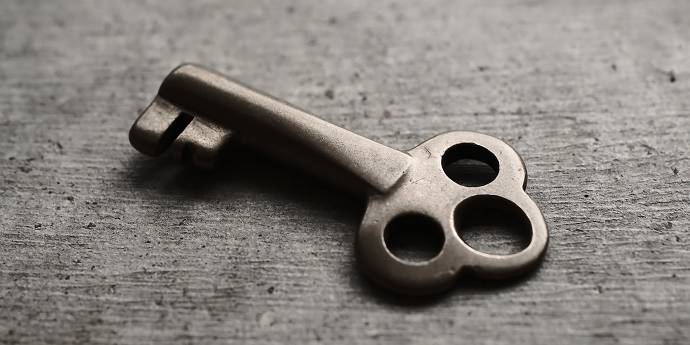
[129, 64, 548, 295]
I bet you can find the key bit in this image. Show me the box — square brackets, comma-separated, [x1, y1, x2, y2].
[131, 80, 233, 168]
[129, 64, 549, 295]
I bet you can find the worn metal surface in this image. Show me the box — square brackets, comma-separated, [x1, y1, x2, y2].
[1, 0, 689, 344]
[129, 65, 548, 294]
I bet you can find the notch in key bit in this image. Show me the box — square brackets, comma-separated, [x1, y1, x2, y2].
[129, 67, 233, 169]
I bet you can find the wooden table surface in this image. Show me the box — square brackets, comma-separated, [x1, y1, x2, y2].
[1, 1, 689, 344]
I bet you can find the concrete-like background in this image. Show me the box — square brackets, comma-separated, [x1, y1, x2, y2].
[1, 1, 689, 344]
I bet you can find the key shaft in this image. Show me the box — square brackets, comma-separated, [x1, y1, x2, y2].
[131, 64, 412, 195]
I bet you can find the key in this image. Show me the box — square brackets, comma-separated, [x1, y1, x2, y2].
[129, 64, 548, 295]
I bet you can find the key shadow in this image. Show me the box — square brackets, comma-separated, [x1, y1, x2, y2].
[123, 145, 364, 221]
[123, 146, 542, 307]
[349, 259, 546, 308]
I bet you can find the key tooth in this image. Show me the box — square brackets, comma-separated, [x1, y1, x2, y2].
[170, 116, 232, 169]
[129, 96, 187, 156]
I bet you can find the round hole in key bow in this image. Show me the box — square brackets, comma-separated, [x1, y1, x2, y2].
[384, 213, 445, 263]
[455, 195, 531, 255]
[442, 143, 499, 187]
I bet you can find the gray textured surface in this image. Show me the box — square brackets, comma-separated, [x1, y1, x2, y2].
[1, 1, 689, 344]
